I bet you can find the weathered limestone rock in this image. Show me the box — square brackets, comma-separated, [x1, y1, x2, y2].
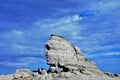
[38, 68, 47, 75]
[68, 74, 120, 80]
[13, 69, 33, 79]
[45, 34, 103, 75]
[48, 66, 62, 74]
[73, 46, 86, 61]
[45, 34, 78, 68]
[0, 74, 14, 80]
[104, 72, 120, 78]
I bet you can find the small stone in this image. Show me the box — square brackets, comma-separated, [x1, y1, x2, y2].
[38, 68, 47, 75]
[49, 67, 62, 74]
[13, 69, 32, 79]
[84, 57, 90, 61]
[114, 74, 119, 77]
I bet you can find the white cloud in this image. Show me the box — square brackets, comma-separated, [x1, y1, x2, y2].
[36, 14, 82, 27]
[11, 30, 23, 36]
[98, 1, 120, 9]
[10, 44, 43, 56]
[0, 57, 46, 67]
[0, 30, 24, 40]
[71, 31, 86, 40]
[12, 44, 40, 51]
[19, 57, 46, 63]
[74, 31, 119, 53]
[0, 61, 29, 67]
[104, 52, 120, 56]
[89, 52, 120, 58]
[61, 15, 82, 23]
[72, 15, 82, 21]
[84, 44, 120, 53]
[35, 14, 83, 39]
[94, 58, 120, 64]
[74, 0, 120, 12]
[95, 44, 120, 51]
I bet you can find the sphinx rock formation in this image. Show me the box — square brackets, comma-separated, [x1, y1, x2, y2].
[45, 34, 103, 75]
[44, 34, 120, 80]
[0, 34, 120, 80]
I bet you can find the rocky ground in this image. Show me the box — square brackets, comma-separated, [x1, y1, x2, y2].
[0, 34, 120, 80]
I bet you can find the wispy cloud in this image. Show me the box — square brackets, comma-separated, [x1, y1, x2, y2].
[12, 44, 40, 51]
[34, 14, 83, 38]
[93, 58, 120, 64]
[19, 57, 46, 64]
[104, 52, 120, 56]
[11, 30, 23, 36]
[0, 61, 29, 67]
[89, 52, 120, 58]
[0, 57, 46, 68]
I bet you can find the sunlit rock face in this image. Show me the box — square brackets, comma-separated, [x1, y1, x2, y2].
[44, 34, 77, 67]
[44, 34, 103, 75]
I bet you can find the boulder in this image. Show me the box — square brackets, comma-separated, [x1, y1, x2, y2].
[13, 69, 33, 79]
[49, 66, 62, 74]
[104, 72, 120, 78]
[38, 68, 47, 75]
[0, 74, 14, 80]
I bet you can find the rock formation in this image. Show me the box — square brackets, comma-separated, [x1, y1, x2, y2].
[0, 34, 120, 80]
[45, 34, 103, 75]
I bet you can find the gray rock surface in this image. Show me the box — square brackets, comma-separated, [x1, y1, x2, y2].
[0, 34, 120, 80]
[13, 69, 33, 80]
[45, 34, 78, 67]
[38, 68, 47, 75]
[45, 34, 103, 75]
[0, 74, 13, 80]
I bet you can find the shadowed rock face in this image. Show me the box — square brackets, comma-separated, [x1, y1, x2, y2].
[0, 34, 120, 80]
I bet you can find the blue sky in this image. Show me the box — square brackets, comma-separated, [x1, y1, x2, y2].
[0, 0, 120, 74]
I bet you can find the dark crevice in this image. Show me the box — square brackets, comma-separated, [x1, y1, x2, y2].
[73, 46, 77, 55]
[58, 63, 70, 72]
[45, 44, 50, 50]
